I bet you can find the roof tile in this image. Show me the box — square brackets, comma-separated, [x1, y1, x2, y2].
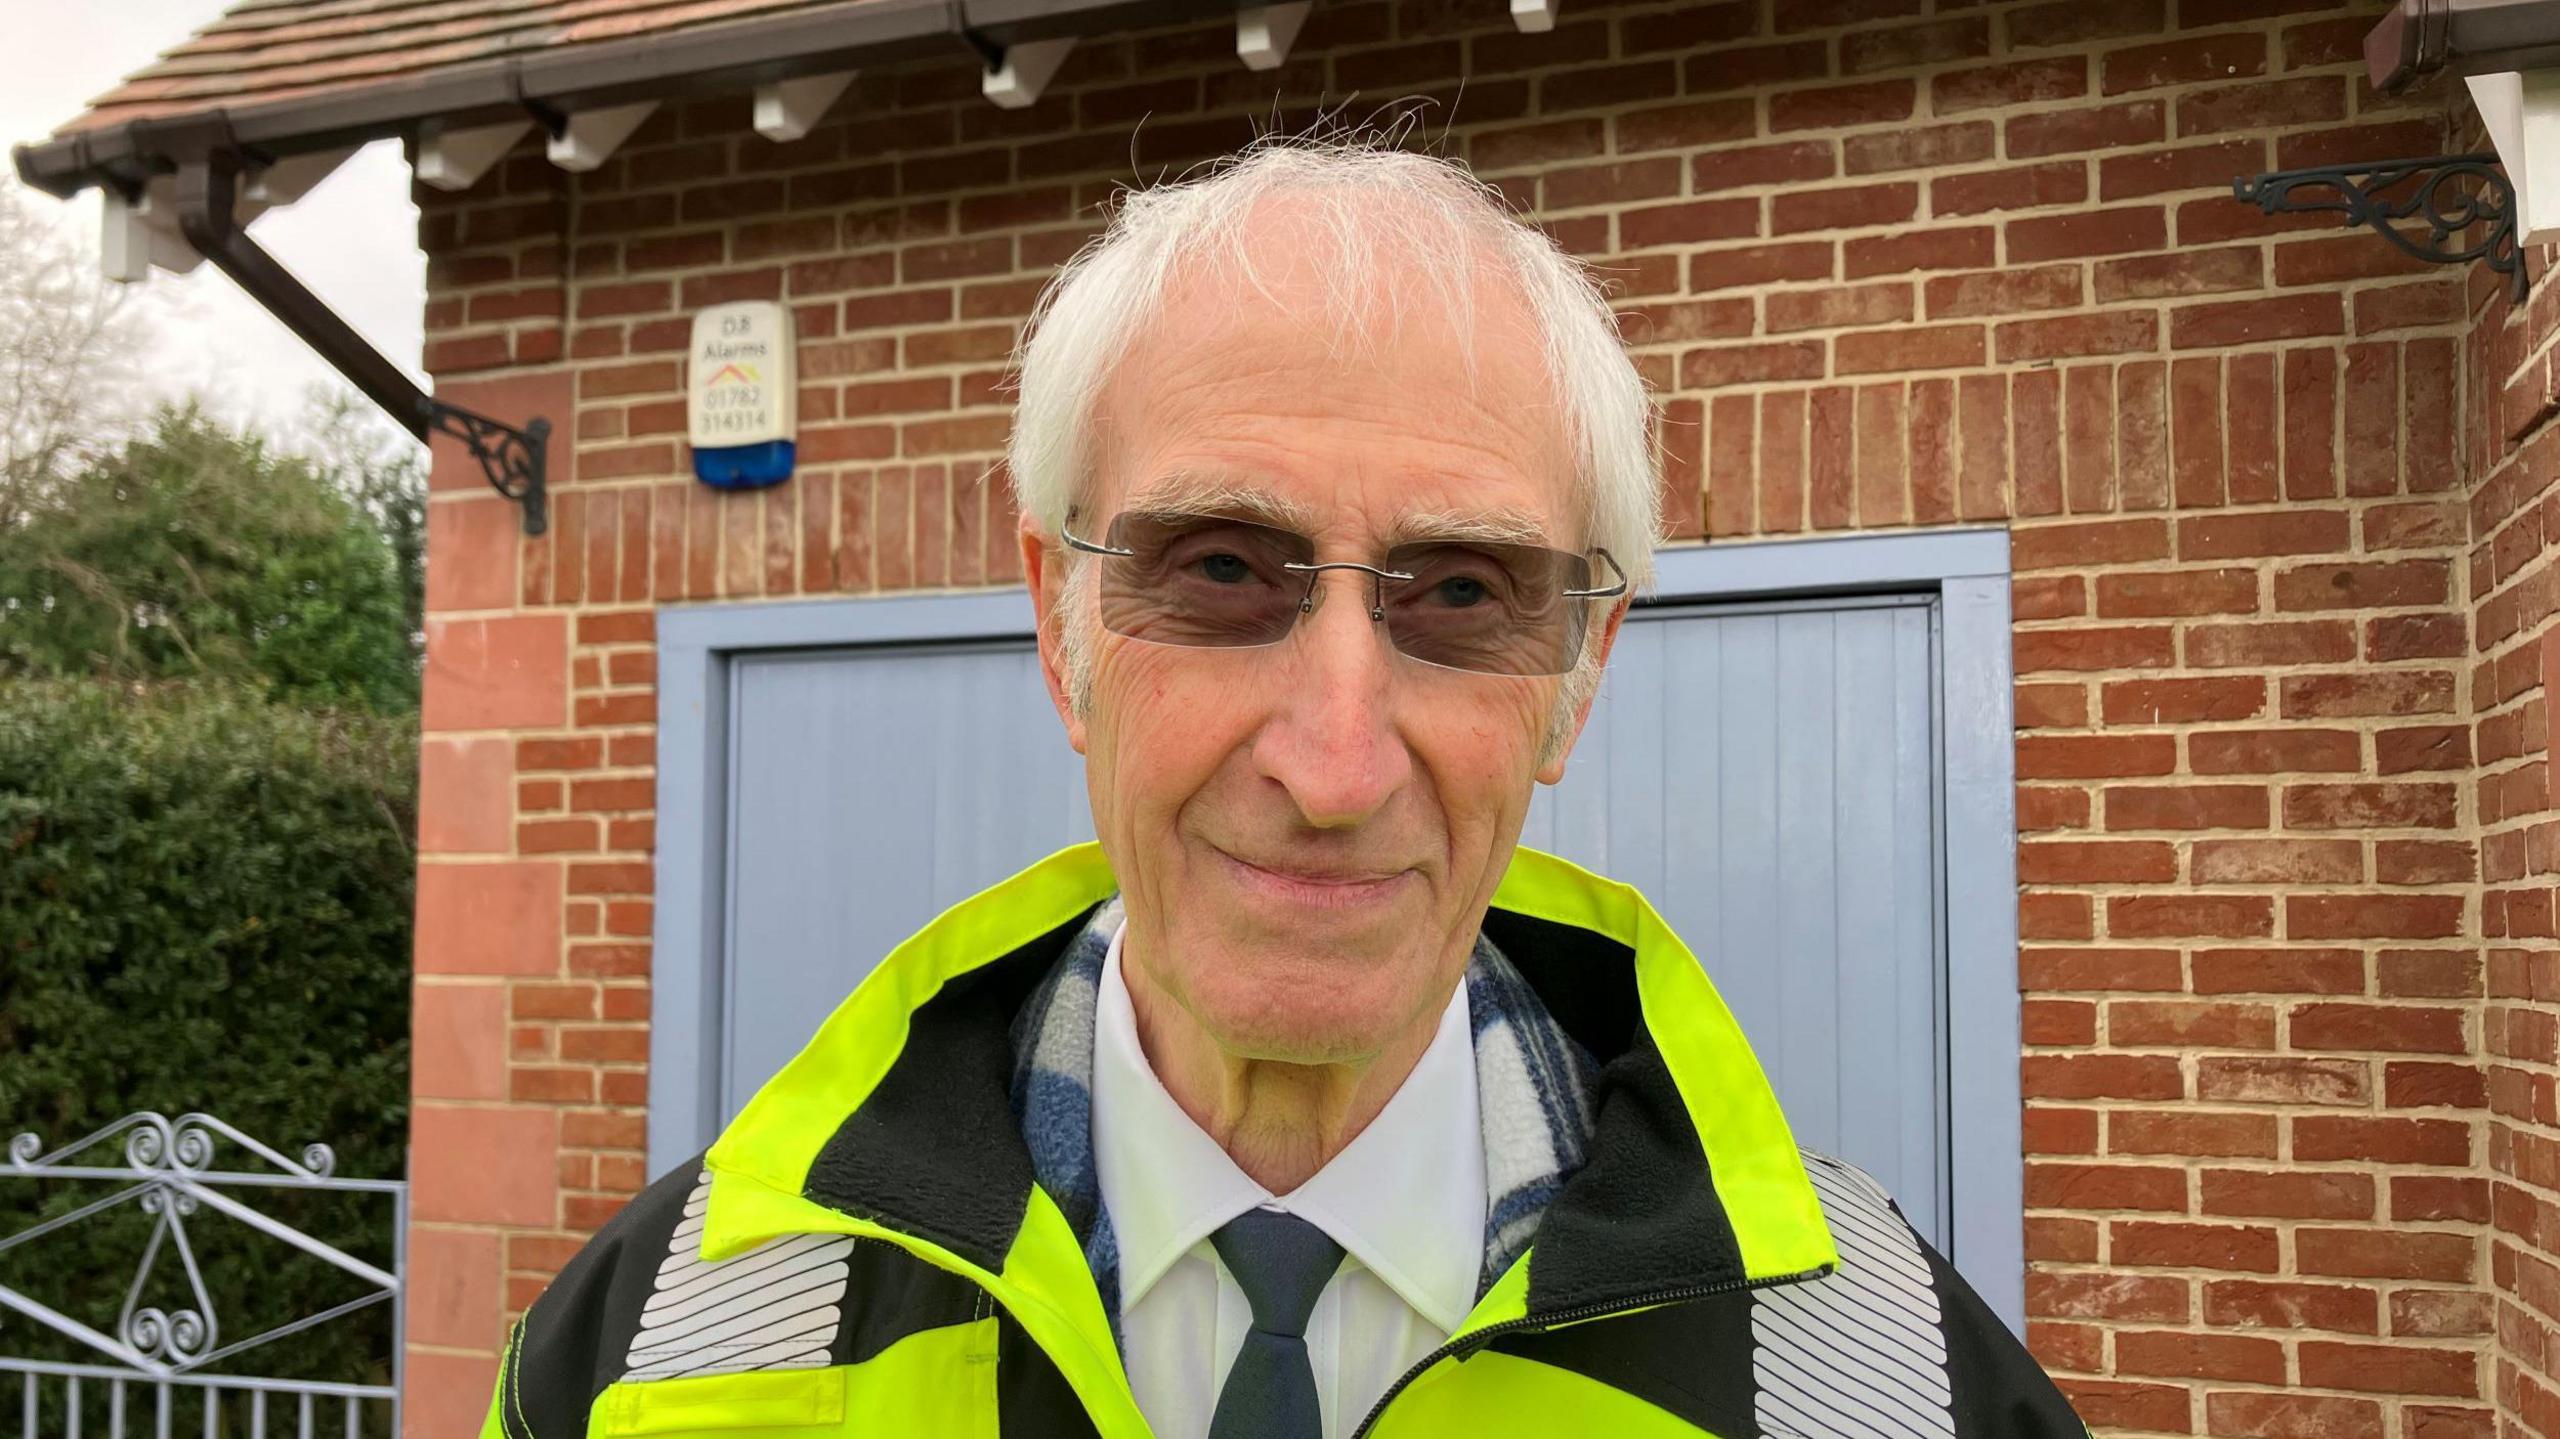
[55, 0, 855, 134]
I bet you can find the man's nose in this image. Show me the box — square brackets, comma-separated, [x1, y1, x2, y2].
[1250, 570, 1414, 829]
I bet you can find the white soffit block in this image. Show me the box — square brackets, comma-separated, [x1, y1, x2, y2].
[983, 37, 1074, 109]
[1510, 0, 1557, 34]
[417, 118, 532, 191]
[755, 71, 855, 141]
[1237, 2, 1311, 71]
[548, 101, 659, 171]
[245, 147, 353, 205]
[2469, 69, 2560, 247]
[100, 179, 204, 283]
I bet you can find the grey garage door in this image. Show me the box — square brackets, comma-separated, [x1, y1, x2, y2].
[709, 591, 1949, 1248]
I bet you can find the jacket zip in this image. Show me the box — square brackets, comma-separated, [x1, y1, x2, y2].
[1346, 1264, 1834, 1439]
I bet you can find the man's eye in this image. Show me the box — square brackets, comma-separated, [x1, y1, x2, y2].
[1432, 575, 1490, 607]
[1198, 552, 1254, 583]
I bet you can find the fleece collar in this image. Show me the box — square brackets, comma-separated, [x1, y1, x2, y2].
[703, 842, 1836, 1322]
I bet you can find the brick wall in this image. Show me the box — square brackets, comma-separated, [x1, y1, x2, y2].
[403, 0, 2509, 1433]
[2463, 114, 2560, 1435]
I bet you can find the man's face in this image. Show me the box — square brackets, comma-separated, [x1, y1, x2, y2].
[1026, 218, 1622, 1068]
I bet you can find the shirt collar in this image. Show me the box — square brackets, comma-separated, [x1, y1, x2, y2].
[1089, 917, 1486, 1334]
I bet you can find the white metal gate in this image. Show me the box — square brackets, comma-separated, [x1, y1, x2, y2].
[0, 1112, 404, 1437]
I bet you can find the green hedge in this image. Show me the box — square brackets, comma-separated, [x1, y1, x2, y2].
[0, 678, 414, 1400]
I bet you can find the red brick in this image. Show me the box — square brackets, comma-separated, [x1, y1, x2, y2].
[2026, 1163, 2189, 1211]
[2198, 1055, 2369, 1105]
[2110, 1220, 2280, 1272]
[2189, 728, 2361, 774]
[2102, 32, 2270, 93]
[2202, 1279, 2378, 1335]
[2192, 947, 2365, 995]
[2204, 1392, 2386, 1437]
[2178, 76, 2348, 137]
[2100, 568, 2262, 618]
[2283, 782, 2458, 829]
[2177, 509, 2350, 558]
[2100, 139, 2269, 202]
[2060, 1380, 2189, 1433]
[2198, 1167, 2374, 1219]
[2027, 1271, 2191, 1323]
[2100, 677, 2265, 724]
[1934, 161, 2089, 217]
[2111, 1108, 2278, 1155]
[413, 1104, 558, 1226]
[2289, 894, 2465, 941]
[2170, 293, 2343, 348]
[2297, 1340, 2479, 1396]
[1770, 183, 1918, 236]
[2096, 247, 2265, 302]
[413, 983, 507, 1102]
[2008, 207, 2169, 262]
[2292, 1003, 2468, 1053]
[1687, 140, 1835, 192]
[1995, 312, 2159, 362]
[1842, 121, 1994, 175]
[2023, 1053, 2185, 1100]
[2104, 784, 2268, 831]
[1842, 226, 1997, 279]
[2020, 947, 2183, 991]
[417, 862, 562, 977]
[423, 615, 569, 731]
[1768, 79, 1915, 133]
[2293, 1120, 2472, 1169]
[1933, 57, 2088, 114]
[2192, 837, 2360, 884]
[1925, 264, 2083, 318]
[2109, 893, 2274, 938]
[1688, 241, 1835, 291]
[2114, 1328, 2284, 1383]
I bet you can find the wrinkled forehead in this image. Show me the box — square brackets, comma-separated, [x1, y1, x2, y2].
[1081, 195, 1582, 545]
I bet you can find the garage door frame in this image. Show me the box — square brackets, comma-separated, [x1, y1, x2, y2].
[649, 525, 2020, 1328]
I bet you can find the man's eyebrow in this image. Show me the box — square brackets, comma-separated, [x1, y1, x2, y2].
[1120, 472, 1321, 531]
[1116, 473, 1557, 548]
[1391, 506, 1554, 547]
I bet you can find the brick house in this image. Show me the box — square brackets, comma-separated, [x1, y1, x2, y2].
[18, 0, 2560, 1433]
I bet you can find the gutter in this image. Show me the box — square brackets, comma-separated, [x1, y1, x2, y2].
[2368, 0, 2560, 94]
[13, 0, 1232, 199]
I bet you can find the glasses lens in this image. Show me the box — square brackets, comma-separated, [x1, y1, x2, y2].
[1381, 541, 1591, 676]
[1094, 511, 1316, 649]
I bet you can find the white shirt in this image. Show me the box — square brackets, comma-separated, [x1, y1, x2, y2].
[1092, 918, 1486, 1439]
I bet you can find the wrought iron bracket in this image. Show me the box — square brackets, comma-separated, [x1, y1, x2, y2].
[425, 400, 549, 534]
[164, 132, 553, 535]
[2231, 152, 2526, 301]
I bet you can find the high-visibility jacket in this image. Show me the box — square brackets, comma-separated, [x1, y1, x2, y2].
[481, 844, 2084, 1438]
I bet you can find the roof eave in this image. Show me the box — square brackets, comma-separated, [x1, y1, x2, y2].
[14, 0, 1225, 199]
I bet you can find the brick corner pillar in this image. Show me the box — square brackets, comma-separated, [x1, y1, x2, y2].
[407, 447, 573, 1420]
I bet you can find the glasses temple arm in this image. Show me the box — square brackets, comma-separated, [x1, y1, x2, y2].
[1059, 524, 1135, 558]
[1563, 548, 1630, 599]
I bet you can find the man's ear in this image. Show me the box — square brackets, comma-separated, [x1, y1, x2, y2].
[1534, 596, 1629, 786]
[1020, 514, 1089, 755]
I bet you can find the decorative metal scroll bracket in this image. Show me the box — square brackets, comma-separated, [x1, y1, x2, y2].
[164, 136, 553, 536]
[425, 400, 550, 535]
[2231, 152, 2526, 301]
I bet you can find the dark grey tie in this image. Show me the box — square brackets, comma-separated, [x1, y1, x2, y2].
[1208, 1207, 1345, 1439]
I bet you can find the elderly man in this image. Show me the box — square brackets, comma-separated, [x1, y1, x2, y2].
[482, 141, 2080, 1438]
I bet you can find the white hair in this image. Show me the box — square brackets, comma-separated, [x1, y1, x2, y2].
[1006, 135, 1662, 762]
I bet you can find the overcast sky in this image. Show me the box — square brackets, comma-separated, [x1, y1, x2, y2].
[0, 0, 426, 438]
